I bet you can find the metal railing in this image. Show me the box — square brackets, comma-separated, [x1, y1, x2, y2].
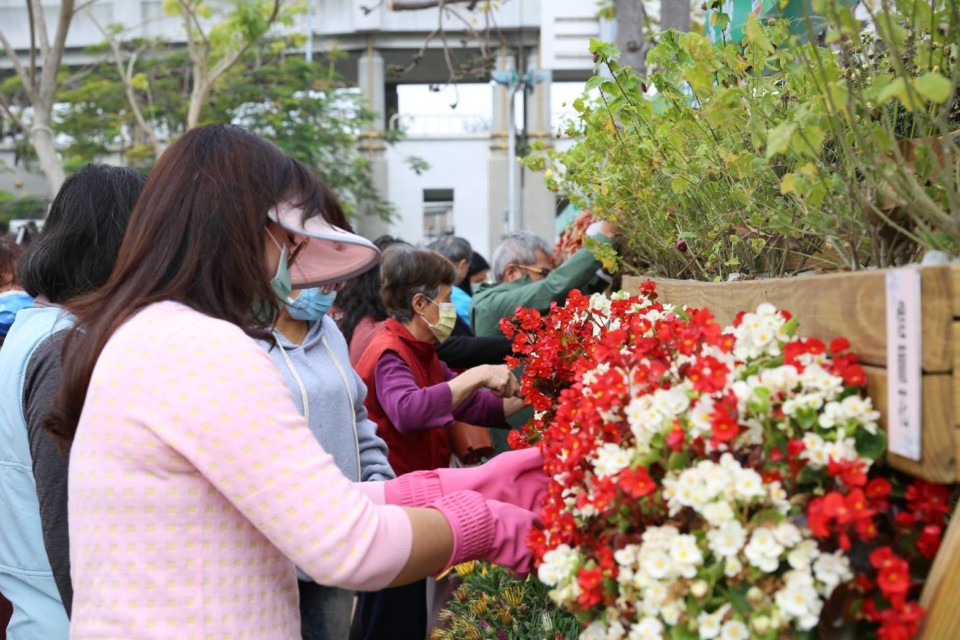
[388, 113, 492, 136]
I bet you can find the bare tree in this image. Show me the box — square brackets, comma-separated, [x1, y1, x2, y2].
[0, 0, 87, 194]
[363, 0, 502, 83]
[615, 0, 648, 74]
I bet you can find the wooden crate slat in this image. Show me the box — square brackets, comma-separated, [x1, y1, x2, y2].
[918, 512, 960, 638]
[623, 267, 955, 373]
[864, 366, 958, 483]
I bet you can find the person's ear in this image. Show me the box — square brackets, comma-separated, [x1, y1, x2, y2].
[412, 293, 428, 315]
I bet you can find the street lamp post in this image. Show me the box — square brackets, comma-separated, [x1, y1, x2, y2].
[492, 68, 549, 233]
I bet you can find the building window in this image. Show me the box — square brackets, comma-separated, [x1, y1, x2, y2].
[423, 189, 454, 242]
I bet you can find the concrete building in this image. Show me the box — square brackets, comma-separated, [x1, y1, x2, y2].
[0, 0, 605, 256]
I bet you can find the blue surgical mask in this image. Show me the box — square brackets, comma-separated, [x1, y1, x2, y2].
[267, 231, 292, 302]
[256, 231, 292, 322]
[287, 288, 337, 322]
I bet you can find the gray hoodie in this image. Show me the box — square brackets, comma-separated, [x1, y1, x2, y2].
[260, 315, 395, 484]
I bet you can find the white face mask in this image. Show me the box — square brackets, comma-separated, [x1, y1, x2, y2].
[420, 298, 457, 343]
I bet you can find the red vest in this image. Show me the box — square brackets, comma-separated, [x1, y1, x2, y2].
[355, 318, 451, 476]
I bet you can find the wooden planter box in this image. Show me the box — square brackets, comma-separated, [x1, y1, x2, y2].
[623, 266, 960, 637]
[623, 267, 960, 483]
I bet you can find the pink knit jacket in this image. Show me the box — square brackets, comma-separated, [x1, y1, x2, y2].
[68, 302, 411, 639]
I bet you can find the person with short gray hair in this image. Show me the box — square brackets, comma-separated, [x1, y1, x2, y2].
[428, 236, 474, 326]
[490, 231, 553, 283]
[470, 220, 620, 339]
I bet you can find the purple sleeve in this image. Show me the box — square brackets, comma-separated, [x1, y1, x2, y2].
[438, 362, 507, 428]
[375, 352, 456, 434]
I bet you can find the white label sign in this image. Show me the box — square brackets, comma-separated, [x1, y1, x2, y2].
[885, 268, 922, 461]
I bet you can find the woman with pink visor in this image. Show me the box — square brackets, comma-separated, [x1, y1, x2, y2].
[44, 125, 545, 639]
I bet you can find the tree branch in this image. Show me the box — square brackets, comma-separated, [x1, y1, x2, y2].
[0, 93, 26, 132]
[0, 29, 41, 104]
[388, 0, 483, 11]
[29, 0, 51, 57]
[26, 0, 37, 92]
[86, 9, 161, 155]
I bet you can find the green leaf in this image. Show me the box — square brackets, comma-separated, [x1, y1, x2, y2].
[711, 11, 731, 32]
[669, 623, 700, 640]
[855, 428, 887, 460]
[766, 122, 797, 158]
[667, 451, 690, 471]
[875, 77, 914, 110]
[588, 39, 620, 62]
[914, 72, 953, 104]
[780, 172, 798, 195]
[795, 407, 817, 429]
[745, 15, 774, 55]
[748, 387, 772, 414]
[728, 586, 752, 616]
[792, 124, 825, 158]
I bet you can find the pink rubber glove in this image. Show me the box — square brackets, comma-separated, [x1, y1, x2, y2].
[427, 490, 539, 578]
[384, 448, 547, 512]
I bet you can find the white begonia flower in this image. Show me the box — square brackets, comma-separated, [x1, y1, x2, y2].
[651, 386, 691, 418]
[605, 620, 626, 640]
[593, 442, 633, 479]
[734, 467, 766, 500]
[774, 570, 824, 631]
[614, 545, 640, 568]
[643, 582, 668, 608]
[800, 432, 830, 468]
[629, 616, 665, 640]
[697, 604, 731, 640]
[720, 620, 749, 640]
[818, 400, 845, 429]
[582, 621, 608, 640]
[812, 550, 853, 596]
[690, 580, 709, 598]
[669, 534, 704, 578]
[625, 395, 666, 444]
[642, 525, 680, 549]
[660, 602, 682, 626]
[768, 481, 791, 514]
[751, 616, 771, 634]
[702, 500, 735, 526]
[688, 397, 716, 438]
[744, 527, 785, 573]
[538, 544, 579, 586]
[724, 556, 743, 578]
[773, 522, 803, 548]
[799, 364, 843, 398]
[823, 437, 861, 466]
[787, 540, 821, 571]
[783, 393, 825, 417]
[640, 549, 673, 580]
[707, 521, 747, 558]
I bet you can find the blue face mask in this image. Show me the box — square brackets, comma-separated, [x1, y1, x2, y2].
[287, 288, 337, 322]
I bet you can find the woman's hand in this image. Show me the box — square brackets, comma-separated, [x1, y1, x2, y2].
[484, 364, 520, 398]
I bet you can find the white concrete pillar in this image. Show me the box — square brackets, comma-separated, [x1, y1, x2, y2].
[356, 45, 390, 240]
[522, 48, 556, 244]
[487, 50, 517, 259]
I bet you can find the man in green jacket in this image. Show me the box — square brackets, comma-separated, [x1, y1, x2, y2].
[470, 220, 620, 339]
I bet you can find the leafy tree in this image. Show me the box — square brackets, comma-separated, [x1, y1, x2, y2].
[55, 42, 402, 220]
